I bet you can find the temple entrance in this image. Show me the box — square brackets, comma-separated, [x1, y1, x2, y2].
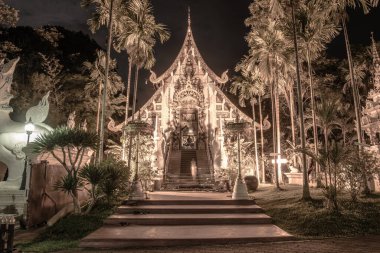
[180, 109, 198, 150]
[165, 107, 213, 188]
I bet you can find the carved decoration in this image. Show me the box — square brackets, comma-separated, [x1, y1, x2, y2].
[0, 57, 19, 110]
[26, 91, 50, 124]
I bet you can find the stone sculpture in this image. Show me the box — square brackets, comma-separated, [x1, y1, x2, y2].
[0, 57, 52, 190]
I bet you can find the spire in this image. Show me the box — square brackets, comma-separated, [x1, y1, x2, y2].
[187, 6, 191, 27]
[371, 32, 380, 65]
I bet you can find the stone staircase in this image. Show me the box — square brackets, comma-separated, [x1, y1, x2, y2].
[196, 150, 210, 175]
[167, 150, 181, 175]
[165, 149, 214, 190]
[180, 150, 196, 175]
[80, 197, 294, 248]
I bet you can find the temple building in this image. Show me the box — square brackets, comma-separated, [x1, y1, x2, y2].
[123, 11, 252, 188]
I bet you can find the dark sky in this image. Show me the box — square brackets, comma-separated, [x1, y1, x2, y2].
[7, 0, 380, 107]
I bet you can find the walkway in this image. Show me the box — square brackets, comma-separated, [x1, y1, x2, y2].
[80, 191, 293, 248]
[62, 235, 380, 253]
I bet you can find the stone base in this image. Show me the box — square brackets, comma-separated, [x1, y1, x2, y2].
[284, 172, 303, 185]
[232, 178, 249, 200]
[129, 180, 145, 200]
[0, 189, 27, 215]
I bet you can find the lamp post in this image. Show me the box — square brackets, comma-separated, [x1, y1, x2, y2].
[20, 119, 34, 190]
[125, 119, 153, 200]
[225, 115, 250, 200]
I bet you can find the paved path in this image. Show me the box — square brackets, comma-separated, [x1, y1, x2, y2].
[59, 236, 380, 253]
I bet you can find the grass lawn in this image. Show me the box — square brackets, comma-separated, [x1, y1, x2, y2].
[17, 204, 115, 253]
[254, 184, 380, 238]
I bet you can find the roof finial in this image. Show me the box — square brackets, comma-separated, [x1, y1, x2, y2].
[188, 6, 191, 26]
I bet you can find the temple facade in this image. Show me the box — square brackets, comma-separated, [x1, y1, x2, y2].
[129, 12, 252, 187]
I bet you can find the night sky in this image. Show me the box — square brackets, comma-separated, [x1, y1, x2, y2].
[7, 0, 380, 107]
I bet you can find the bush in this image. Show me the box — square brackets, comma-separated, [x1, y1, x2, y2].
[99, 159, 129, 204]
[244, 175, 259, 191]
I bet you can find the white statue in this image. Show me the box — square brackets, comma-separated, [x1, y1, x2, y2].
[67, 111, 76, 129]
[191, 158, 197, 181]
[0, 57, 19, 110]
[0, 58, 52, 189]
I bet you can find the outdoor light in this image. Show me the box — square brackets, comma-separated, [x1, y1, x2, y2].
[25, 118, 35, 134]
[20, 118, 35, 190]
[271, 158, 288, 164]
[225, 116, 250, 200]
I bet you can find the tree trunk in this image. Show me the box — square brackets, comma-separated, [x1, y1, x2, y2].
[127, 65, 140, 170]
[342, 17, 370, 194]
[323, 127, 329, 188]
[291, 0, 311, 199]
[132, 66, 140, 118]
[122, 60, 133, 161]
[258, 95, 266, 183]
[270, 81, 280, 189]
[72, 189, 81, 214]
[274, 80, 282, 184]
[96, 81, 102, 134]
[250, 99, 260, 182]
[98, 0, 115, 163]
[306, 47, 320, 185]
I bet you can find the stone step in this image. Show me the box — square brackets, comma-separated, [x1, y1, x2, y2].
[123, 199, 256, 206]
[105, 213, 271, 225]
[117, 204, 263, 214]
[80, 224, 294, 248]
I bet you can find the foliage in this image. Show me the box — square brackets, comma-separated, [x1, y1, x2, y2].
[255, 185, 380, 237]
[31, 126, 98, 213]
[18, 203, 115, 253]
[0, 0, 19, 27]
[342, 148, 380, 201]
[114, 0, 170, 69]
[82, 49, 127, 132]
[79, 163, 106, 212]
[98, 159, 129, 204]
[0, 26, 107, 126]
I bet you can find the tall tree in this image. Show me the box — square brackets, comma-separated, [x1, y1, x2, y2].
[81, 0, 125, 162]
[244, 18, 291, 188]
[120, 0, 170, 170]
[330, 0, 378, 194]
[230, 67, 266, 181]
[331, 0, 378, 144]
[297, 0, 340, 183]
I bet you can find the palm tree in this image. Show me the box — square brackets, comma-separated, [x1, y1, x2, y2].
[297, 0, 340, 183]
[81, 0, 126, 162]
[265, 0, 311, 198]
[82, 50, 125, 134]
[31, 127, 98, 214]
[230, 68, 265, 181]
[244, 19, 291, 188]
[124, 0, 170, 117]
[330, 0, 378, 146]
[314, 93, 342, 186]
[120, 0, 170, 170]
[329, 0, 378, 194]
